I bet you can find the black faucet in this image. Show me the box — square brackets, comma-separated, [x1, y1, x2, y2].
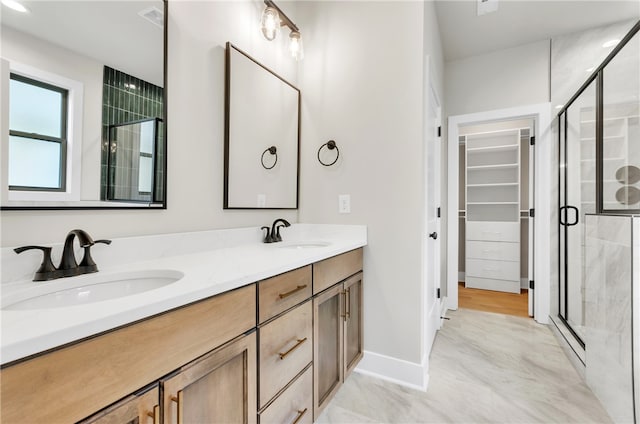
[14, 229, 111, 281]
[262, 219, 291, 243]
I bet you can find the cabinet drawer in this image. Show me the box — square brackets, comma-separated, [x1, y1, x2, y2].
[313, 248, 363, 294]
[260, 366, 313, 424]
[259, 266, 312, 323]
[466, 222, 519, 242]
[466, 276, 520, 294]
[466, 241, 519, 261]
[259, 301, 312, 407]
[466, 258, 519, 281]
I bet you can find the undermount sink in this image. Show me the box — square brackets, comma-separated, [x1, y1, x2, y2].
[277, 241, 331, 249]
[2, 270, 184, 311]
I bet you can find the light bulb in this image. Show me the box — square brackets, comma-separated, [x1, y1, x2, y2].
[261, 6, 280, 41]
[289, 30, 304, 61]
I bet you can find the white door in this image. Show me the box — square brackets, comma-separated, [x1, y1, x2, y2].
[425, 85, 442, 342]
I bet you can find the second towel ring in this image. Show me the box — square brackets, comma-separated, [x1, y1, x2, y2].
[261, 146, 278, 169]
[317, 140, 339, 166]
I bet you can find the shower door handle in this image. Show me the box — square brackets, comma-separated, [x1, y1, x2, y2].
[560, 206, 579, 226]
[566, 206, 579, 226]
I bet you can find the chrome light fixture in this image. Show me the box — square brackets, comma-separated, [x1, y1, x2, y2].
[260, 0, 303, 61]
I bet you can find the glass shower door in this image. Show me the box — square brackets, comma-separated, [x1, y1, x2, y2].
[559, 80, 597, 345]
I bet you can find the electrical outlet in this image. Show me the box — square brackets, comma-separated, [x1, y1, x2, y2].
[257, 194, 266, 208]
[338, 194, 351, 213]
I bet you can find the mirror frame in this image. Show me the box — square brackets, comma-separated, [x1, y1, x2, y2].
[1, 0, 168, 211]
[223, 42, 300, 210]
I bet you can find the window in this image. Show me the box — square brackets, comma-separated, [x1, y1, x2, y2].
[8, 73, 68, 191]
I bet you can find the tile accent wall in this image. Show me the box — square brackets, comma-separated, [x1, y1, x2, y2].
[101, 66, 164, 202]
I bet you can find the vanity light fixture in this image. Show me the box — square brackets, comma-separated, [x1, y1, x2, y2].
[260, 0, 304, 60]
[1, 0, 29, 13]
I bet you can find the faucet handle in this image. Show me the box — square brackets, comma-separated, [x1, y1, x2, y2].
[261, 226, 273, 243]
[14, 246, 57, 281]
[79, 239, 112, 272]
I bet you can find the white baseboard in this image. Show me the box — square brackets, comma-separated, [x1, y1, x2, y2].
[521, 278, 529, 289]
[355, 350, 428, 392]
[458, 271, 465, 282]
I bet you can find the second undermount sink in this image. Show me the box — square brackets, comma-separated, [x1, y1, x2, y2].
[2, 270, 184, 311]
[277, 241, 331, 249]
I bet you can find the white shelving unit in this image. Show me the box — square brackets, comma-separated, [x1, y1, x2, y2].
[465, 129, 521, 293]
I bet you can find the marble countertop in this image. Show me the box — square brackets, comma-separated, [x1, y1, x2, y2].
[0, 224, 367, 365]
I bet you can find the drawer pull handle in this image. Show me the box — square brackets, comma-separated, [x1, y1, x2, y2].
[170, 391, 183, 424]
[279, 285, 307, 299]
[292, 408, 308, 424]
[147, 405, 160, 424]
[279, 337, 308, 360]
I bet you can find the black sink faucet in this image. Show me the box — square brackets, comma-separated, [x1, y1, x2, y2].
[59, 229, 95, 272]
[14, 229, 111, 281]
[271, 218, 291, 243]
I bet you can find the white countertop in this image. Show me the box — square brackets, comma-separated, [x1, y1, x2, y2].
[0, 224, 367, 365]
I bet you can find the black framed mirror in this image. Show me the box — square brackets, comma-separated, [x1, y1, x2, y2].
[224, 42, 300, 210]
[1, 0, 167, 210]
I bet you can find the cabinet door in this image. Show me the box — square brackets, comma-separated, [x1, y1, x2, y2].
[79, 386, 160, 424]
[162, 332, 257, 424]
[343, 272, 363, 379]
[313, 284, 344, 419]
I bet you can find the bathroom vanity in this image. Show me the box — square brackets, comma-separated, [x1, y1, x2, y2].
[0, 224, 366, 423]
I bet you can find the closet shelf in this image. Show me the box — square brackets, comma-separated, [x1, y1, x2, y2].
[467, 183, 519, 187]
[467, 163, 518, 170]
[467, 202, 519, 205]
[466, 144, 518, 153]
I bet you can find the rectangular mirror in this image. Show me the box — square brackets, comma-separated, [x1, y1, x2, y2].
[224, 42, 300, 209]
[1, 0, 166, 209]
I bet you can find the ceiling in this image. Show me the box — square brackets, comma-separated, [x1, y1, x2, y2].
[435, 0, 640, 61]
[1, 0, 164, 86]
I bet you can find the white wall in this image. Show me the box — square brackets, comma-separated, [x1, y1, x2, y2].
[445, 40, 550, 117]
[0, 1, 300, 247]
[297, 0, 444, 377]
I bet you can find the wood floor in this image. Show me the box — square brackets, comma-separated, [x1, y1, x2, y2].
[458, 282, 529, 317]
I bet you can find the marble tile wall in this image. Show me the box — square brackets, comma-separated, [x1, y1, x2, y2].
[584, 214, 634, 424]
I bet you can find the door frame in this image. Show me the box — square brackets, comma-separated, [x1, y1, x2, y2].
[446, 103, 552, 324]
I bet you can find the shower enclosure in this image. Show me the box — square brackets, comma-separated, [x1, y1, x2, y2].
[106, 117, 164, 203]
[556, 22, 640, 423]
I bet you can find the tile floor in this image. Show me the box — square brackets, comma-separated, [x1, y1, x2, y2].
[317, 308, 612, 423]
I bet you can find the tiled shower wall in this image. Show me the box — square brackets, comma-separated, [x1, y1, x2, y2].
[584, 214, 636, 423]
[101, 66, 164, 202]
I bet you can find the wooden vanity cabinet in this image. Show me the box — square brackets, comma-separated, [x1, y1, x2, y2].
[79, 384, 160, 424]
[162, 332, 257, 424]
[312, 249, 364, 419]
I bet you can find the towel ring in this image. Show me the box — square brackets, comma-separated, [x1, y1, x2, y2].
[317, 140, 339, 166]
[261, 146, 278, 169]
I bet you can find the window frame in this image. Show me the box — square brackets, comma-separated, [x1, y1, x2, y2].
[8, 72, 69, 192]
[2, 60, 84, 204]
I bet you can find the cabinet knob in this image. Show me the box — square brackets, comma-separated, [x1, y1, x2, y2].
[429, 232, 438, 240]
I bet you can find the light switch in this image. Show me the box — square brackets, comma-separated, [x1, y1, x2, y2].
[339, 194, 351, 214]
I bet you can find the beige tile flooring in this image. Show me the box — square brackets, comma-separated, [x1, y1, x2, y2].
[317, 308, 612, 423]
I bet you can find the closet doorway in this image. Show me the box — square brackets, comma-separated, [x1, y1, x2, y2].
[458, 119, 534, 317]
[446, 103, 553, 324]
